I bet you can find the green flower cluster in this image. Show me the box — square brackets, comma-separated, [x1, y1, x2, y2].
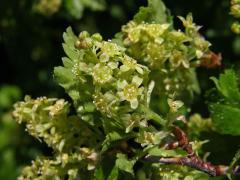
[230, 0, 240, 34]
[55, 27, 155, 132]
[187, 114, 213, 139]
[34, 0, 62, 16]
[13, 96, 100, 179]
[121, 14, 210, 99]
[13, 0, 216, 179]
[13, 96, 98, 152]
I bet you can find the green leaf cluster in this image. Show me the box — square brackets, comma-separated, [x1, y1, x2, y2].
[133, 0, 169, 24]
[209, 69, 240, 135]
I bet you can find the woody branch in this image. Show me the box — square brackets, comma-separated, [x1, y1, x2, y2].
[144, 126, 240, 176]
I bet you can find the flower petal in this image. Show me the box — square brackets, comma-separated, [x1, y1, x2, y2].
[130, 98, 138, 109]
[132, 76, 143, 87]
[120, 65, 130, 72]
[117, 91, 125, 101]
[136, 66, 144, 74]
[99, 53, 109, 62]
[108, 61, 119, 69]
[117, 80, 128, 89]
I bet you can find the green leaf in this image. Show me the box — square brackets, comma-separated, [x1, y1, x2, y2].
[138, 105, 166, 126]
[226, 149, 240, 180]
[107, 166, 119, 180]
[210, 69, 240, 102]
[0, 85, 21, 109]
[94, 166, 105, 180]
[134, 6, 151, 23]
[62, 57, 73, 68]
[229, 149, 240, 171]
[115, 153, 135, 175]
[65, 0, 84, 19]
[133, 0, 169, 24]
[102, 132, 134, 152]
[62, 44, 79, 61]
[101, 117, 125, 135]
[63, 27, 78, 46]
[148, 147, 187, 157]
[209, 70, 240, 135]
[54, 66, 75, 89]
[102, 132, 122, 152]
[62, 27, 79, 60]
[210, 103, 240, 135]
[82, 0, 105, 11]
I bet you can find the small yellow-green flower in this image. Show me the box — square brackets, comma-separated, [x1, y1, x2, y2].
[169, 50, 189, 68]
[231, 3, 240, 18]
[122, 21, 169, 43]
[193, 37, 211, 58]
[120, 55, 144, 74]
[35, 0, 62, 16]
[100, 41, 124, 58]
[167, 98, 184, 112]
[178, 14, 201, 36]
[92, 63, 113, 84]
[231, 21, 240, 34]
[117, 76, 144, 109]
[178, 14, 198, 30]
[93, 92, 118, 118]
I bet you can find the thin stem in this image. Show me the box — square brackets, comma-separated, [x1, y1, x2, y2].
[139, 104, 166, 126]
[144, 155, 232, 176]
[228, 149, 240, 175]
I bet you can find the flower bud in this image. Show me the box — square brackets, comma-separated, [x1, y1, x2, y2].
[231, 21, 240, 34]
[78, 31, 89, 40]
[231, 4, 240, 18]
[92, 33, 103, 41]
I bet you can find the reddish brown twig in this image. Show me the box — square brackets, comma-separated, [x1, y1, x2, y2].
[144, 126, 240, 176]
[200, 51, 222, 68]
